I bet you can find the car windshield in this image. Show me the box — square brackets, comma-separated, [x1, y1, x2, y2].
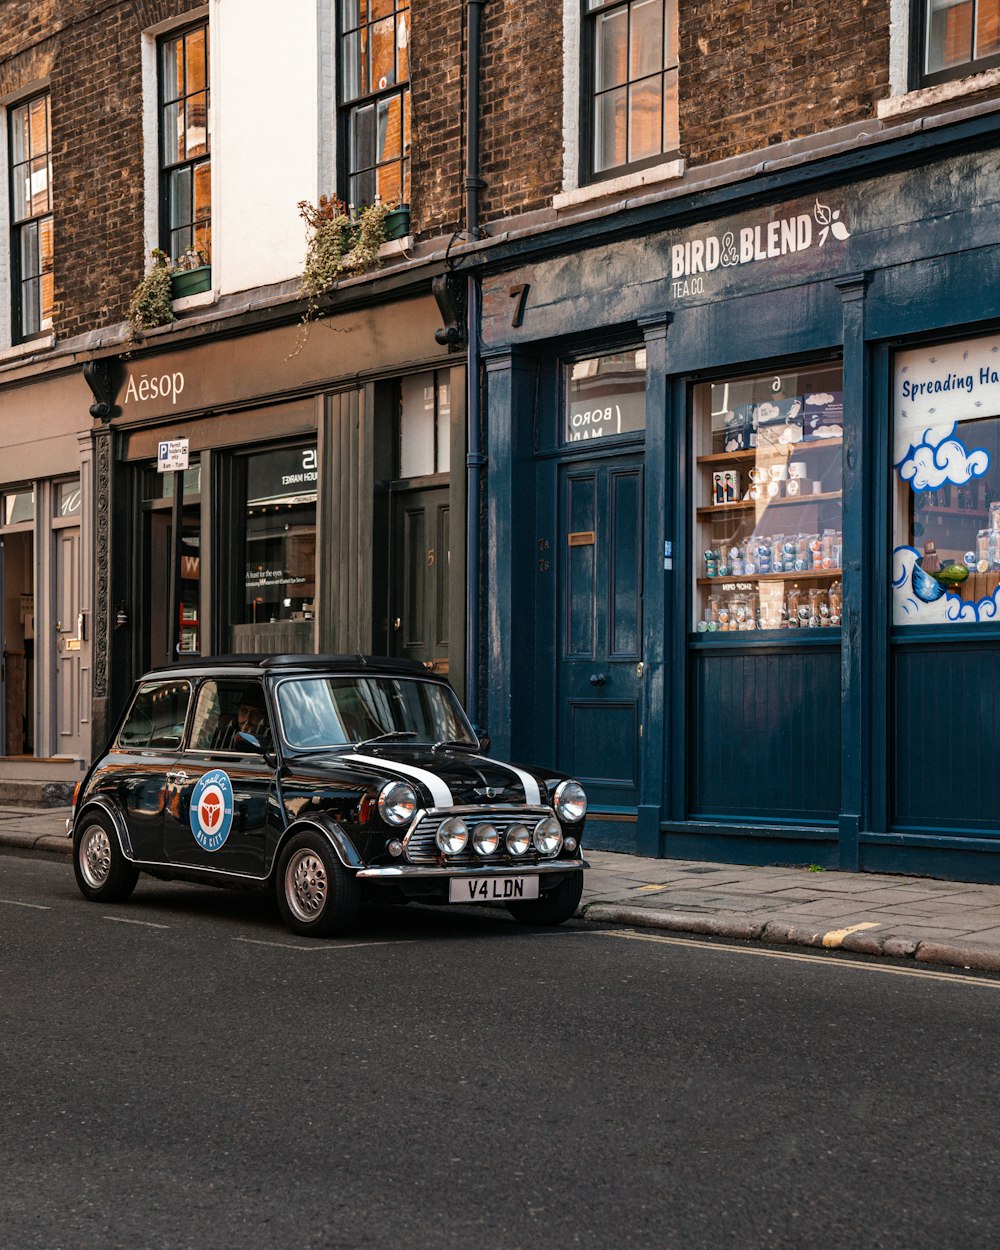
[275, 675, 477, 751]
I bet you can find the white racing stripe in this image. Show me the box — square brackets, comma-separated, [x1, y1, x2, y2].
[472, 756, 542, 805]
[341, 754, 453, 807]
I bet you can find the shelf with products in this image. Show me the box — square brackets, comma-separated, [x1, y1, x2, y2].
[693, 360, 845, 632]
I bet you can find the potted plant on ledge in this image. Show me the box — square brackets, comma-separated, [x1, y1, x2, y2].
[169, 246, 211, 299]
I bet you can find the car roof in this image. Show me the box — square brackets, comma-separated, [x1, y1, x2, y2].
[139, 654, 442, 683]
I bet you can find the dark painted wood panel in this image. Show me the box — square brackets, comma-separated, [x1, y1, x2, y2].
[892, 644, 1000, 833]
[689, 646, 841, 821]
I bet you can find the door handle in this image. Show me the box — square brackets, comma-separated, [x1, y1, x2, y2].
[166, 770, 188, 785]
[589, 673, 606, 687]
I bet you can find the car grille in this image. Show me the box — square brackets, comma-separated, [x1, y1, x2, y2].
[405, 811, 544, 867]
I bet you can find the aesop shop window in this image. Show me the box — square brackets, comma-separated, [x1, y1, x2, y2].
[230, 445, 317, 654]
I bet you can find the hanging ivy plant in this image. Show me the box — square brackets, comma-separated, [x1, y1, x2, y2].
[298, 196, 392, 315]
[126, 249, 175, 342]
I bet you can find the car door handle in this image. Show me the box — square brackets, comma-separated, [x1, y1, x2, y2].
[589, 673, 606, 687]
[166, 770, 188, 785]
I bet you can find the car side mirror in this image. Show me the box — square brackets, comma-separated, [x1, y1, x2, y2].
[477, 731, 491, 754]
[234, 731, 263, 754]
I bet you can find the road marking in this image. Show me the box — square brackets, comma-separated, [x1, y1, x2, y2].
[822, 921, 881, 948]
[234, 936, 419, 952]
[0, 899, 51, 910]
[600, 929, 1000, 989]
[103, 916, 170, 930]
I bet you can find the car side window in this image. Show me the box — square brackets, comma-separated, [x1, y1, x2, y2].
[117, 680, 192, 751]
[188, 679, 272, 753]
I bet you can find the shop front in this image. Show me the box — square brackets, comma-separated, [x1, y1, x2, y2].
[479, 120, 1000, 882]
[91, 292, 467, 753]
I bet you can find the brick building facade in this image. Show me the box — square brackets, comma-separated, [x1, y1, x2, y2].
[1, 2, 1000, 883]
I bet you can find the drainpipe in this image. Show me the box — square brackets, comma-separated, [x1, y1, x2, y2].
[464, 0, 486, 726]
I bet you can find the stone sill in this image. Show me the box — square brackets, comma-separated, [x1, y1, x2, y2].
[877, 66, 1000, 119]
[554, 159, 686, 210]
[172, 288, 216, 313]
[0, 333, 55, 363]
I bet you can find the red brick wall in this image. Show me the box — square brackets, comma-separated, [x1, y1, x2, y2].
[678, 0, 891, 165]
[409, 0, 465, 239]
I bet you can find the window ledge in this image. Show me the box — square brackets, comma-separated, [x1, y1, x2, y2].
[172, 288, 216, 313]
[553, 159, 686, 211]
[877, 66, 1000, 119]
[0, 333, 55, 363]
[380, 235, 412, 257]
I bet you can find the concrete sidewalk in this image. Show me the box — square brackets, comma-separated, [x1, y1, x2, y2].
[8, 806, 1000, 973]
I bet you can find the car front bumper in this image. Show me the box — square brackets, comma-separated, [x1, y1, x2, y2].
[356, 857, 588, 880]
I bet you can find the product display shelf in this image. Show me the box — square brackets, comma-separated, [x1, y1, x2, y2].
[697, 567, 843, 586]
[696, 438, 843, 465]
[697, 491, 842, 517]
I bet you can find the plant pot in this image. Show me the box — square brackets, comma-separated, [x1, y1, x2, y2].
[170, 266, 212, 299]
[383, 206, 410, 241]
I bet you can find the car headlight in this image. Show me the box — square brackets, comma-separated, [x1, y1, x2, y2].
[378, 781, 417, 826]
[436, 816, 469, 855]
[505, 824, 531, 856]
[553, 779, 587, 823]
[472, 823, 500, 856]
[533, 816, 563, 857]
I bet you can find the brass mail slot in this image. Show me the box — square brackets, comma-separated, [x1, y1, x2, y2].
[568, 531, 596, 547]
[65, 638, 82, 651]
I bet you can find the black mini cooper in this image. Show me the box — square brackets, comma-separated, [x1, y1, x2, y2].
[69, 656, 588, 937]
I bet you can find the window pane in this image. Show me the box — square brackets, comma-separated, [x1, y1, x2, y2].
[193, 159, 211, 221]
[351, 102, 375, 174]
[564, 349, 647, 444]
[341, 0, 362, 30]
[976, 0, 1000, 56]
[161, 36, 183, 102]
[631, 0, 664, 78]
[11, 103, 28, 165]
[162, 100, 184, 163]
[185, 91, 209, 158]
[28, 96, 47, 157]
[38, 216, 53, 329]
[169, 166, 192, 235]
[29, 155, 50, 215]
[594, 86, 627, 172]
[927, 0, 974, 72]
[20, 220, 39, 280]
[628, 77, 662, 162]
[693, 365, 844, 632]
[11, 164, 31, 222]
[20, 277, 39, 340]
[376, 162, 403, 204]
[436, 377, 451, 473]
[342, 30, 364, 98]
[596, 8, 628, 90]
[663, 69, 679, 152]
[56, 479, 81, 518]
[370, 17, 396, 87]
[377, 94, 402, 159]
[371, 0, 395, 18]
[185, 26, 207, 92]
[397, 11, 409, 80]
[892, 335, 1000, 626]
[4, 488, 35, 525]
[400, 373, 436, 477]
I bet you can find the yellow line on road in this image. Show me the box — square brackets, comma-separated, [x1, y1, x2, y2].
[600, 929, 1000, 988]
[822, 921, 881, 948]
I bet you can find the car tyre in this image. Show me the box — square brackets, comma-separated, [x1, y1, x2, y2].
[276, 831, 360, 938]
[73, 811, 140, 903]
[505, 870, 584, 926]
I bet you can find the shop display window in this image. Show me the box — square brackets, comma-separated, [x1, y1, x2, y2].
[563, 348, 646, 444]
[693, 363, 844, 632]
[242, 445, 317, 632]
[893, 333, 1000, 625]
[400, 372, 450, 477]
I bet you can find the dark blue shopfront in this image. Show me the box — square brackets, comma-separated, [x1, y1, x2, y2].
[476, 112, 1000, 884]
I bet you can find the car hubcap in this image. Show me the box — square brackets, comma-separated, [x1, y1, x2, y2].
[286, 851, 328, 922]
[80, 826, 112, 889]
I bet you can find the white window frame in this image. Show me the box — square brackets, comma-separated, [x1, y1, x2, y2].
[879, 0, 1000, 119]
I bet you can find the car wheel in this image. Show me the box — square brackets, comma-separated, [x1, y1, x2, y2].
[506, 870, 584, 926]
[73, 812, 139, 903]
[276, 832, 360, 938]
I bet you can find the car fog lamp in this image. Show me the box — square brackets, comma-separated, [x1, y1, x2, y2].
[472, 823, 500, 856]
[505, 824, 531, 857]
[387, 839, 404, 858]
[564, 835, 578, 854]
[435, 817, 469, 855]
[533, 816, 563, 857]
[553, 780, 587, 823]
[378, 781, 418, 826]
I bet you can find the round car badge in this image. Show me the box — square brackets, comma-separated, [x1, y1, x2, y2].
[189, 770, 235, 852]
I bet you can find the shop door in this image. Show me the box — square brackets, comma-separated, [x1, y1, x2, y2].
[391, 486, 449, 672]
[54, 526, 84, 758]
[556, 455, 644, 809]
[1, 532, 33, 757]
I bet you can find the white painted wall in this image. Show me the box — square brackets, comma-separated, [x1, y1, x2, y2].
[213, 0, 331, 294]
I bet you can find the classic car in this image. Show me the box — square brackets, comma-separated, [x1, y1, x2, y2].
[69, 655, 589, 937]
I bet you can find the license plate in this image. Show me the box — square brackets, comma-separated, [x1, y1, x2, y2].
[448, 875, 540, 903]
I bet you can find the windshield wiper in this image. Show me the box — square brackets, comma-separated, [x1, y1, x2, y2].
[353, 731, 419, 748]
[432, 738, 479, 753]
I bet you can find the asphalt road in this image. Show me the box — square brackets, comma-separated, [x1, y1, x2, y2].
[2, 851, 1000, 1250]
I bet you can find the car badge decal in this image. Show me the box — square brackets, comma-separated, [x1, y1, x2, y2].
[473, 786, 503, 799]
[189, 769, 235, 852]
[340, 754, 454, 808]
[471, 757, 542, 805]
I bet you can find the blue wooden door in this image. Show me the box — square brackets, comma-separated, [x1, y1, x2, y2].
[557, 455, 644, 809]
